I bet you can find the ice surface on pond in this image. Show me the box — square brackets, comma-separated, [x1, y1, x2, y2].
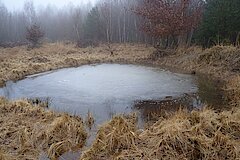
[0, 64, 198, 124]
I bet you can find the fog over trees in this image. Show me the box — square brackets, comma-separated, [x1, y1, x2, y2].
[0, 0, 239, 47]
[0, 0, 147, 44]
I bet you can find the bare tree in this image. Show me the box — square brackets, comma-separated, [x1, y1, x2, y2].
[24, 0, 36, 26]
[72, 8, 83, 41]
[0, 0, 147, 44]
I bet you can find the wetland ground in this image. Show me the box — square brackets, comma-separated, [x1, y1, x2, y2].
[0, 43, 239, 159]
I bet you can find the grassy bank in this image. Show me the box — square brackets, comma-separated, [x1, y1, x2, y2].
[81, 109, 240, 160]
[0, 98, 87, 160]
[152, 45, 240, 107]
[0, 43, 154, 87]
[0, 43, 239, 159]
[0, 44, 238, 106]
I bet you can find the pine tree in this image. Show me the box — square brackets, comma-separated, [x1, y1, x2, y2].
[196, 0, 240, 47]
[83, 7, 103, 41]
[26, 24, 44, 48]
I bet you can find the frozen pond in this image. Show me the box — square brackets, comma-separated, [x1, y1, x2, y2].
[0, 64, 198, 124]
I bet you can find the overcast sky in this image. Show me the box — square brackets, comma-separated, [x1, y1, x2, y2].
[1, 0, 96, 10]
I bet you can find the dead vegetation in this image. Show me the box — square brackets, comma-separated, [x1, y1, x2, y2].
[154, 45, 240, 107]
[0, 98, 87, 160]
[76, 39, 99, 48]
[81, 113, 138, 160]
[226, 75, 240, 107]
[155, 45, 240, 77]
[0, 43, 154, 87]
[81, 108, 240, 160]
[0, 42, 28, 48]
[0, 149, 13, 160]
[27, 97, 51, 108]
[198, 46, 240, 73]
[0, 43, 239, 159]
[85, 110, 95, 129]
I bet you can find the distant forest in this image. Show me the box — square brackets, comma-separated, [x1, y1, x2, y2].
[0, 0, 239, 48]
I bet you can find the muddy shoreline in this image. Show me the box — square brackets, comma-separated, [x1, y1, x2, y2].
[0, 43, 239, 159]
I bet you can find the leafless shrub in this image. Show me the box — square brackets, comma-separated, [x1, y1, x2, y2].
[76, 39, 99, 48]
[150, 49, 176, 60]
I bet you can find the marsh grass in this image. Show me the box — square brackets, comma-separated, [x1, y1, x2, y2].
[0, 43, 239, 159]
[0, 149, 13, 160]
[81, 113, 138, 160]
[85, 110, 95, 129]
[27, 97, 51, 108]
[81, 108, 240, 160]
[0, 98, 87, 160]
[226, 75, 240, 107]
[156, 45, 240, 107]
[0, 43, 238, 106]
[0, 43, 154, 87]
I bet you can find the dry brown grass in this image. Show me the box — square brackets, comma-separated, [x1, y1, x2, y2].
[81, 113, 138, 160]
[225, 75, 240, 107]
[81, 108, 240, 160]
[85, 110, 95, 129]
[0, 43, 154, 87]
[0, 43, 238, 106]
[0, 97, 87, 159]
[0, 149, 13, 160]
[156, 45, 240, 107]
[156, 45, 240, 77]
[0, 43, 239, 159]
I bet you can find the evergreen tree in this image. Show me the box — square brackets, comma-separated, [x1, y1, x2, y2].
[83, 7, 104, 41]
[26, 24, 44, 48]
[196, 0, 240, 47]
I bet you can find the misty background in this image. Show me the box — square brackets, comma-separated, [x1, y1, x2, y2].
[1, 0, 238, 47]
[1, 0, 97, 11]
[0, 0, 148, 44]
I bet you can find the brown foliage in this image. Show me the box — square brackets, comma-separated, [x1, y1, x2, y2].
[135, 0, 204, 38]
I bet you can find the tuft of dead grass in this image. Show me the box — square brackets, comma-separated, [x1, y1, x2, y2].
[225, 75, 240, 107]
[198, 45, 240, 72]
[81, 113, 138, 160]
[85, 110, 95, 129]
[0, 149, 13, 160]
[81, 108, 240, 160]
[0, 97, 87, 160]
[157, 45, 240, 77]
